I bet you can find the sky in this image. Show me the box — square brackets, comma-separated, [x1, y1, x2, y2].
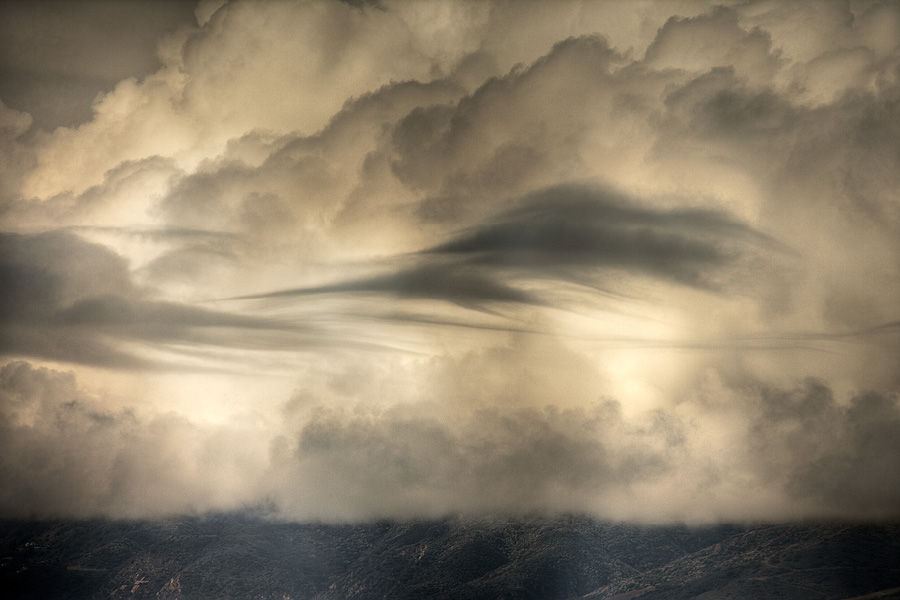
[1, 0, 900, 523]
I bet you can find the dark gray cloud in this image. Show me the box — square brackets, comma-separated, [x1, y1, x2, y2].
[235, 261, 537, 308]
[747, 379, 900, 518]
[272, 400, 673, 520]
[660, 67, 798, 142]
[428, 184, 777, 290]
[0, 229, 136, 318]
[236, 184, 776, 316]
[0, 230, 337, 368]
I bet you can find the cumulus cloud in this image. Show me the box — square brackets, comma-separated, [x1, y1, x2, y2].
[1, 1, 900, 523]
[747, 379, 900, 518]
[0, 1, 197, 130]
[17, 1, 486, 200]
[0, 360, 269, 519]
[3, 358, 899, 522]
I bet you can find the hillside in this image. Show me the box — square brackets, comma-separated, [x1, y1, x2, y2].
[1, 516, 898, 599]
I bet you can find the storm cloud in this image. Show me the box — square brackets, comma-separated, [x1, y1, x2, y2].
[2, 0, 900, 523]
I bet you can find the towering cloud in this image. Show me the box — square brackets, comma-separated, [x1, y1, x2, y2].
[1, 0, 899, 522]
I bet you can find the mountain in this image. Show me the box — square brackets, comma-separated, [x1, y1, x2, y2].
[1, 515, 898, 599]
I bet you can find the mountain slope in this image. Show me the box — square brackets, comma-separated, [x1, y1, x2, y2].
[0, 516, 897, 599]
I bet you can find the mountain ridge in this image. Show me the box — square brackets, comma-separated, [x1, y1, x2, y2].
[1, 515, 898, 599]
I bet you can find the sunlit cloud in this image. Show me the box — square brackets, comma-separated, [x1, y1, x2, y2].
[2, 0, 900, 522]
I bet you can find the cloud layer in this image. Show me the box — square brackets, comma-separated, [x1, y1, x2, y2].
[1, 0, 900, 522]
[3, 358, 899, 522]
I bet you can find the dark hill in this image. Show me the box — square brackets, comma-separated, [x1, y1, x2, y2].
[1, 515, 897, 599]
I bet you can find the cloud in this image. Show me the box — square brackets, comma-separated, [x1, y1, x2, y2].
[0, 1, 197, 130]
[644, 6, 779, 85]
[16, 1, 483, 200]
[0, 230, 344, 368]
[0, 101, 35, 207]
[385, 35, 656, 222]
[0, 360, 269, 519]
[236, 261, 537, 309]
[234, 183, 777, 325]
[4, 358, 899, 522]
[428, 184, 777, 290]
[746, 379, 900, 518]
[0, 155, 182, 233]
[262, 342, 900, 522]
[270, 400, 671, 521]
[2, 1, 900, 524]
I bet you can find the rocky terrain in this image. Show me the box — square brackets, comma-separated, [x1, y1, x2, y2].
[1, 515, 898, 599]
